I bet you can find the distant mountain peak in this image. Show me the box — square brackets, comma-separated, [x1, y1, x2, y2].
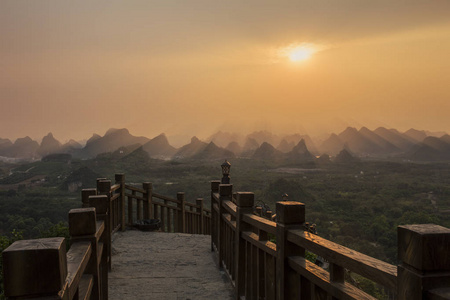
[38, 132, 62, 157]
[173, 137, 207, 159]
[404, 128, 427, 142]
[277, 139, 295, 153]
[79, 129, 149, 158]
[334, 148, 358, 163]
[252, 142, 283, 160]
[105, 128, 131, 136]
[191, 141, 236, 160]
[191, 136, 201, 143]
[86, 134, 101, 145]
[295, 139, 307, 150]
[142, 133, 176, 159]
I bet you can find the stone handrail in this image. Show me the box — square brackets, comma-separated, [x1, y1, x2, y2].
[3, 196, 110, 299]
[2, 173, 212, 299]
[81, 174, 211, 235]
[211, 181, 450, 300]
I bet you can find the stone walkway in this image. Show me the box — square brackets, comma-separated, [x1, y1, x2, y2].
[108, 230, 235, 300]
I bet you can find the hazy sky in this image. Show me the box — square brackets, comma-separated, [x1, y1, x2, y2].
[1, 1, 450, 144]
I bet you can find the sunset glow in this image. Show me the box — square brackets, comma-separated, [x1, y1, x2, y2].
[288, 46, 314, 62]
[1, 1, 450, 143]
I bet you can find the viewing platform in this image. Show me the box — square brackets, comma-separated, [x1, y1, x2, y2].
[108, 230, 234, 300]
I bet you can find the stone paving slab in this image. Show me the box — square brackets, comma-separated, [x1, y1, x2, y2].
[109, 231, 234, 300]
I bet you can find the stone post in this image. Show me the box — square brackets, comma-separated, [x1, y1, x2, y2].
[115, 174, 126, 231]
[276, 201, 305, 300]
[196, 198, 204, 234]
[89, 194, 111, 273]
[211, 180, 220, 251]
[143, 182, 153, 219]
[82, 188, 97, 208]
[89, 194, 110, 299]
[218, 184, 233, 269]
[68, 207, 101, 300]
[97, 180, 112, 231]
[2, 237, 68, 299]
[177, 192, 186, 233]
[96, 178, 106, 191]
[234, 192, 254, 300]
[397, 224, 450, 300]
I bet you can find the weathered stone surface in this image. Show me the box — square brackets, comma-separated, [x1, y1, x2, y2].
[398, 224, 450, 271]
[89, 195, 108, 214]
[236, 192, 254, 207]
[276, 201, 305, 224]
[219, 184, 232, 197]
[69, 208, 97, 236]
[3, 237, 67, 297]
[109, 231, 234, 300]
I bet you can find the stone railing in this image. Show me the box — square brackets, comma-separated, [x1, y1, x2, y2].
[210, 181, 450, 300]
[80, 174, 211, 235]
[3, 197, 110, 300]
[2, 174, 211, 299]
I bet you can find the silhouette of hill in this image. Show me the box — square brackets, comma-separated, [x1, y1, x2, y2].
[120, 146, 151, 164]
[334, 148, 359, 163]
[1, 126, 448, 161]
[80, 128, 149, 158]
[277, 139, 295, 153]
[425, 130, 447, 138]
[142, 133, 177, 159]
[246, 131, 280, 146]
[207, 131, 243, 148]
[320, 133, 344, 156]
[241, 138, 260, 157]
[358, 127, 399, 154]
[86, 133, 101, 144]
[336, 127, 383, 154]
[408, 136, 450, 161]
[0, 136, 39, 158]
[373, 127, 414, 151]
[0, 138, 12, 151]
[291, 134, 318, 154]
[37, 133, 62, 157]
[61, 139, 83, 154]
[422, 136, 450, 151]
[173, 136, 208, 159]
[285, 139, 315, 162]
[404, 128, 427, 143]
[225, 141, 242, 156]
[252, 142, 283, 160]
[191, 142, 236, 160]
[440, 134, 450, 144]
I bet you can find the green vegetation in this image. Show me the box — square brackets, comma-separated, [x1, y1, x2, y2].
[0, 230, 23, 299]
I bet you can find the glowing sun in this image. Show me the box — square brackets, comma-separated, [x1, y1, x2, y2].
[277, 43, 318, 63]
[289, 46, 313, 62]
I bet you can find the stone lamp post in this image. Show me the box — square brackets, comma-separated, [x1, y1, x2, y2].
[221, 160, 231, 184]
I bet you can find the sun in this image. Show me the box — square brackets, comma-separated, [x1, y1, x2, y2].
[289, 46, 313, 62]
[276, 43, 318, 63]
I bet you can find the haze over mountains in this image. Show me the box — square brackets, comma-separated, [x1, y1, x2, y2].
[1, 127, 449, 162]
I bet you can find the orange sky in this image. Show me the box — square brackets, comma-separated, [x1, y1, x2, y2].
[1, 1, 450, 144]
